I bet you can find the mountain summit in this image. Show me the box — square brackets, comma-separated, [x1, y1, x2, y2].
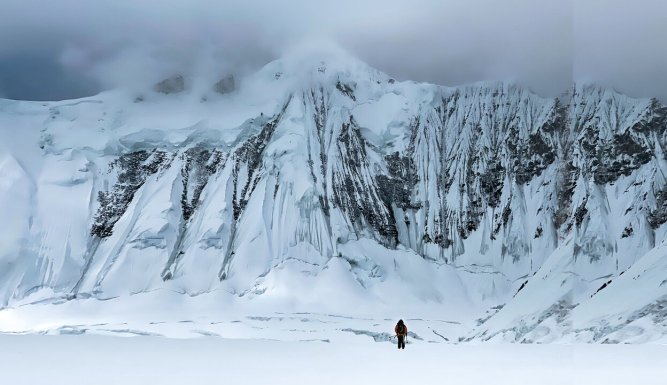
[0, 51, 666, 342]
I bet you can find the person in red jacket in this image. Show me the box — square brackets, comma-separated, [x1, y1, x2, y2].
[395, 319, 408, 349]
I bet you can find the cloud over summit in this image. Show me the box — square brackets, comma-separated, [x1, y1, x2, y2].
[0, 0, 664, 101]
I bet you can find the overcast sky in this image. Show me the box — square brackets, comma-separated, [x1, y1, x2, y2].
[0, 0, 665, 101]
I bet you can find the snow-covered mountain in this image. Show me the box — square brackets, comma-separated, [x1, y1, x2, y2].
[0, 49, 665, 342]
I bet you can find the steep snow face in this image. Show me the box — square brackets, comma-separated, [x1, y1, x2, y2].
[0, 51, 665, 342]
[569, 85, 667, 275]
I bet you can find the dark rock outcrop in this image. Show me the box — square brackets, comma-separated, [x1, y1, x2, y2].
[154, 75, 185, 94]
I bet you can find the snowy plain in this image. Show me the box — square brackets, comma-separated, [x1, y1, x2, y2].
[1, 334, 666, 385]
[1, 291, 665, 385]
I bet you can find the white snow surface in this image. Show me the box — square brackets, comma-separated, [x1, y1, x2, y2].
[0, 334, 666, 385]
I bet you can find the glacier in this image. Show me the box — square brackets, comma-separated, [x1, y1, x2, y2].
[0, 48, 665, 343]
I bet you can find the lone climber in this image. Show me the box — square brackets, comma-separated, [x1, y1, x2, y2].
[395, 319, 408, 349]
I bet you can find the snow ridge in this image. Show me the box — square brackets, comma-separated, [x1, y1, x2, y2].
[0, 51, 666, 342]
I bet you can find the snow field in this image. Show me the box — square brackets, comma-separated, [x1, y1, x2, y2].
[1, 334, 665, 385]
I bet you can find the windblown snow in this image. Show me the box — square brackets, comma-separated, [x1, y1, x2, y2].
[0, 48, 666, 343]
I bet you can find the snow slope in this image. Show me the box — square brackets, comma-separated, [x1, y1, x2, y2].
[0, 48, 665, 342]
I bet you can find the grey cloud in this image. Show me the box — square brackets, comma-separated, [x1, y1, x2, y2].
[574, 0, 667, 102]
[0, 0, 664, 101]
